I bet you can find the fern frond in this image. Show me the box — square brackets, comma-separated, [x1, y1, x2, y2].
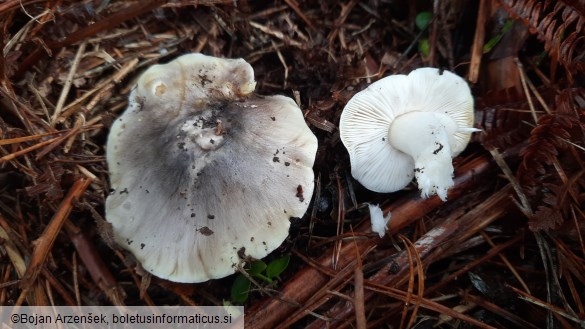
[518, 113, 581, 188]
[530, 183, 565, 230]
[475, 89, 532, 149]
[496, 0, 585, 77]
[517, 87, 585, 230]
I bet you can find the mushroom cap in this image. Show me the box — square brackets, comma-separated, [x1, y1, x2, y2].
[106, 53, 317, 283]
[339, 67, 474, 193]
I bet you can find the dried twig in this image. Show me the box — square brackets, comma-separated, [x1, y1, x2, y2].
[246, 154, 500, 328]
[352, 237, 366, 329]
[51, 42, 86, 125]
[19, 178, 93, 296]
[15, 0, 168, 77]
[468, 0, 489, 83]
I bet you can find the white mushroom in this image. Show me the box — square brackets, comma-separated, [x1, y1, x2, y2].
[105, 53, 317, 283]
[339, 67, 478, 201]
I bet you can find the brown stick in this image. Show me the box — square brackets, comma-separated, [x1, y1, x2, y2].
[305, 186, 513, 328]
[305, 221, 460, 329]
[19, 178, 92, 290]
[462, 293, 541, 329]
[352, 241, 366, 329]
[65, 221, 125, 305]
[245, 154, 497, 328]
[15, 0, 167, 78]
[468, 0, 489, 83]
[283, 0, 316, 30]
[364, 282, 497, 329]
[0, 0, 45, 13]
[0, 137, 59, 163]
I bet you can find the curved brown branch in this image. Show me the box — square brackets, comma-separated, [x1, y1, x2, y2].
[19, 178, 92, 296]
[245, 153, 498, 328]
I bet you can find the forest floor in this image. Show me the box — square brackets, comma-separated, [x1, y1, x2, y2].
[0, 0, 584, 328]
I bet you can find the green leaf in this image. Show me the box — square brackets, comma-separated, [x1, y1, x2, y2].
[230, 274, 251, 303]
[483, 19, 514, 53]
[415, 12, 432, 30]
[502, 19, 514, 34]
[418, 38, 430, 58]
[483, 34, 503, 53]
[247, 260, 267, 277]
[265, 255, 290, 279]
[246, 260, 272, 283]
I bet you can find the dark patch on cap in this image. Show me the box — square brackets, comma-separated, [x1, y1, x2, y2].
[120, 188, 129, 195]
[207, 214, 215, 219]
[199, 226, 214, 236]
[273, 156, 280, 163]
[296, 185, 305, 202]
[140, 243, 145, 250]
[237, 247, 246, 259]
[432, 142, 444, 155]
[199, 74, 212, 86]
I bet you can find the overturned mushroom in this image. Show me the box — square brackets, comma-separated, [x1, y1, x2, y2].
[339, 68, 478, 201]
[106, 53, 317, 283]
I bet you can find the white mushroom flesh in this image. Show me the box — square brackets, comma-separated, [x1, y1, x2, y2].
[368, 203, 391, 238]
[389, 111, 458, 200]
[340, 67, 475, 200]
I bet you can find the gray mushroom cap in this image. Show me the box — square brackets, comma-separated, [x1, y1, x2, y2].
[106, 53, 317, 283]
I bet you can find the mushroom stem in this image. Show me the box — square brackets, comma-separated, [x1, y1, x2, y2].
[388, 111, 458, 201]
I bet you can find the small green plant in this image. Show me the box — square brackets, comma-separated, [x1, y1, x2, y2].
[415, 11, 433, 30]
[483, 19, 514, 53]
[418, 39, 431, 59]
[230, 255, 290, 303]
[415, 11, 433, 59]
